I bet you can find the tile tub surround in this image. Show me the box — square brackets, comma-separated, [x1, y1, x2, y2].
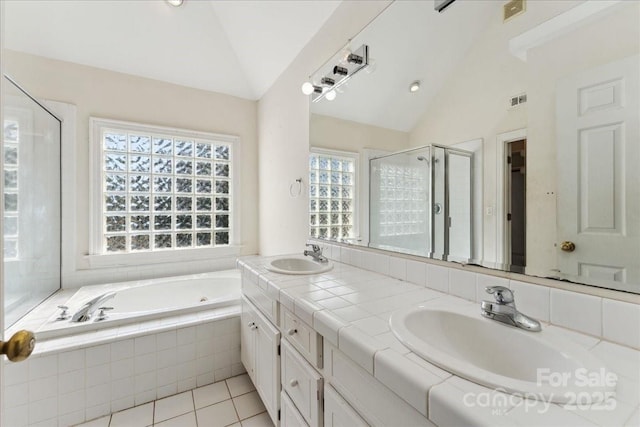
[238, 255, 640, 427]
[3, 313, 244, 427]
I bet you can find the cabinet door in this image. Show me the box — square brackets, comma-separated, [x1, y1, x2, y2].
[281, 391, 309, 427]
[255, 306, 281, 425]
[281, 340, 323, 427]
[324, 385, 368, 427]
[241, 297, 256, 380]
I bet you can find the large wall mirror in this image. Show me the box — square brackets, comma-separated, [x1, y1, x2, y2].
[309, 0, 639, 294]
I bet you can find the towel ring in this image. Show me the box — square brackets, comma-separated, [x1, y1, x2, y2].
[290, 178, 303, 198]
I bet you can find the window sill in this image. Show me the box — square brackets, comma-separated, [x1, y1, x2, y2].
[83, 245, 241, 269]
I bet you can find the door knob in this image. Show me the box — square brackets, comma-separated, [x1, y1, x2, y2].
[1, 330, 36, 362]
[560, 241, 576, 252]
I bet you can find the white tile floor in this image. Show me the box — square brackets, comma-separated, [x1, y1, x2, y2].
[76, 374, 273, 427]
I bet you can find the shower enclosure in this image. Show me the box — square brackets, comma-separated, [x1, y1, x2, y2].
[369, 145, 473, 261]
[3, 75, 61, 326]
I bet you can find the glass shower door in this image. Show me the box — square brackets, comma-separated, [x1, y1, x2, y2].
[369, 147, 431, 256]
[3, 76, 61, 326]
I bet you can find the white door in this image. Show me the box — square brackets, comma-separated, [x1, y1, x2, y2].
[254, 307, 281, 426]
[240, 298, 256, 379]
[556, 55, 639, 285]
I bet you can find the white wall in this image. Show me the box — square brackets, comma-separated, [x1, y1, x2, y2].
[525, 3, 639, 276]
[257, 1, 392, 256]
[5, 50, 259, 287]
[310, 113, 409, 153]
[408, 1, 639, 274]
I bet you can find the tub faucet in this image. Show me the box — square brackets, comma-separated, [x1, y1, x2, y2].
[480, 286, 541, 332]
[304, 243, 328, 263]
[71, 292, 116, 322]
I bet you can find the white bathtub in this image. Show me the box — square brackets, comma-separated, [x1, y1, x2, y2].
[37, 270, 241, 339]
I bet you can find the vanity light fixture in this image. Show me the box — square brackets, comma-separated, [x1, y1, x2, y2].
[409, 80, 421, 93]
[166, 0, 184, 6]
[347, 53, 364, 65]
[320, 77, 335, 86]
[301, 82, 314, 95]
[300, 44, 369, 102]
[301, 82, 322, 95]
[333, 66, 348, 76]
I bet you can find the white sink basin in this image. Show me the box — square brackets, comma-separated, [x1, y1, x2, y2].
[390, 304, 615, 403]
[266, 257, 333, 275]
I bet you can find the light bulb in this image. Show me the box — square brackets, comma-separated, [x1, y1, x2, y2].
[301, 82, 314, 95]
[166, 0, 184, 6]
[409, 80, 421, 93]
[325, 90, 337, 101]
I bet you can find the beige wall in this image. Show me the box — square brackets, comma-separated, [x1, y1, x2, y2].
[5, 50, 258, 285]
[408, 1, 639, 273]
[310, 113, 409, 154]
[257, 1, 391, 256]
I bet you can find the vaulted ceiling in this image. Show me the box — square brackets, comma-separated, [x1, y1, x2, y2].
[4, 0, 342, 100]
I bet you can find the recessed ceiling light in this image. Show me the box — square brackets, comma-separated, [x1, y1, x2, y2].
[166, 0, 184, 7]
[409, 80, 421, 93]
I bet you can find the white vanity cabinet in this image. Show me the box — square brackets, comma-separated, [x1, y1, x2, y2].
[281, 340, 323, 427]
[240, 263, 418, 427]
[241, 296, 281, 425]
[324, 385, 368, 427]
[281, 391, 310, 427]
[281, 306, 323, 368]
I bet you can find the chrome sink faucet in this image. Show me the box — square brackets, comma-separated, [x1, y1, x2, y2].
[303, 243, 328, 263]
[71, 291, 116, 322]
[481, 286, 541, 332]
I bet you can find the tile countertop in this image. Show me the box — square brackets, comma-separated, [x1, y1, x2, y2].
[237, 255, 640, 427]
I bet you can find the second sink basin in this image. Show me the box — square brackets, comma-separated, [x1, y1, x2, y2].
[390, 304, 615, 403]
[266, 257, 333, 275]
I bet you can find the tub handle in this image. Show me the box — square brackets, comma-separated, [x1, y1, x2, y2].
[56, 305, 70, 321]
[95, 307, 114, 321]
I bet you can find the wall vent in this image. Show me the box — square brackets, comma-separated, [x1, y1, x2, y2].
[509, 93, 527, 109]
[504, 0, 525, 22]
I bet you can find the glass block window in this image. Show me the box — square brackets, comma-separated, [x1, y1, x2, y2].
[309, 150, 357, 240]
[3, 119, 19, 260]
[376, 162, 428, 237]
[93, 119, 234, 254]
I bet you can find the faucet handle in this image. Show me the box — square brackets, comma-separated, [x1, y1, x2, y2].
[95, 306, 114, 321]
[306, 243, 321, 252]
[485, 286, 514, 304]
[56, 305, 70, 321]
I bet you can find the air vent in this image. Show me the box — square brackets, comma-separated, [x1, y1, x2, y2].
[509, 93, 527, 109]
[504, 0, 525, 22]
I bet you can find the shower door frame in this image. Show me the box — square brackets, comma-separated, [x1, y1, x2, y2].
[430, 144, 474, 262]
[2, 74, 63, 327]
[1, 1, 7, 420]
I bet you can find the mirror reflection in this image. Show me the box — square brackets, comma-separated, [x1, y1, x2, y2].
[308, 0, 640, 294]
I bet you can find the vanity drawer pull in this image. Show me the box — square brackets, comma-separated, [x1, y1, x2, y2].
[290, 379, 298, 387]
[288, 328, 298, 336]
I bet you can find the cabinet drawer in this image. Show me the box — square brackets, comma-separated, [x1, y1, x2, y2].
[281, 391, 309, 427]
[281, 340, 323, 427]
[243, 274, 279, 325]
[281, 306, 322, 368]
[324, 385, 368, 427]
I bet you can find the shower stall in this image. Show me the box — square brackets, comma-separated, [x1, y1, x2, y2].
[3, 75, 61, 326]
[369, 145, 473, 261]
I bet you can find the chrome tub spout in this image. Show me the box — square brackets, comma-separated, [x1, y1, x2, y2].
[71, 291, 116, 322]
